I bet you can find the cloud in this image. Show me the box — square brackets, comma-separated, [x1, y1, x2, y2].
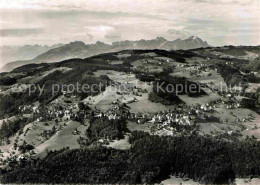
[105, 32, 121, 39]
[166, 28, 192, 39]
[0, 28, 43, 37]
[105, 34, 121, 39]
[167, 29, 182, 35]
[0, 0, 258, 46]
[72, 32, 94, 41]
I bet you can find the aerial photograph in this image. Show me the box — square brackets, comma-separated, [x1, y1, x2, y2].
[0, 0, 259, 184]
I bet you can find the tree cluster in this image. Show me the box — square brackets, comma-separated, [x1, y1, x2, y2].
[1, 131, 260, 184]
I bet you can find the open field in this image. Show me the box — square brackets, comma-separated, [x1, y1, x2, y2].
[127, 121, 151, 132]
[94, 70, 137, 83]
[246, 83, 260, 93]
[198, 122, 240, 135]
[0, 136, 16, 161]
[105, 134, 131, 150]
[213, 105, 258, 123]
[179, 88, 221, 106]
[242, 114, 260, 140]
[235, 178, 260, 185]
[161, 175, 199, 185]
[35, 121, 86, 159]
[93, 70, 177, 112]
[128, 93, 176, 113]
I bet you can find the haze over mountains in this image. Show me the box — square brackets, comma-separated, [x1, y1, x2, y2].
[0, 36, 210, 72]
[0, 44, 64, 67]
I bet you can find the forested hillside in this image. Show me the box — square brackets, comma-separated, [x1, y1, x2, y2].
[1, 132, 260, 184]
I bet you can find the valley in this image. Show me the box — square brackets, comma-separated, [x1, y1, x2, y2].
[0, 46, 259, 184]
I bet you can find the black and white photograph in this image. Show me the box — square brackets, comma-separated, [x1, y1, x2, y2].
[0, 0, 259, 184]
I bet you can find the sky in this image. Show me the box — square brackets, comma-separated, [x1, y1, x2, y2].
[0, 0, 259, 46]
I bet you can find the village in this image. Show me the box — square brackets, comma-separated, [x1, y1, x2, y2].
[1, 75, 257, 168]
[0, 50, 259, 179]
[0, 0, 259, 182]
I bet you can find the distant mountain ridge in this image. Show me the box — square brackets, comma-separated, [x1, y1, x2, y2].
[0, 44, 64, 67]
[0, 36, 210, 72]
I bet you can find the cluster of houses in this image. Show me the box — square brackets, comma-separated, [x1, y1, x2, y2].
[18, 105, 37, 114]
[226, 102, 241, 109]
[148, 113, 192, 126]
[91, 103, 194, 131]
[21, 103, 84, 123]
[115, 85, 146, 96]
[16, 94, 243, 138]
[15, 77, 249, 141]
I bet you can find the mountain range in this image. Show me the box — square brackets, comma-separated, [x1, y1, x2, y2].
[0, 36, 210, 72]
[0, 44, 64, 66]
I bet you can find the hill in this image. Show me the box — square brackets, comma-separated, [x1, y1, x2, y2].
[0, 44, 64, 68]
[0, 36, 210, 72]
[0, 47, 260, 184]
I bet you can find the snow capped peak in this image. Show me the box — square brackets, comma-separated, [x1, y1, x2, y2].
[188, 36, 198, 40]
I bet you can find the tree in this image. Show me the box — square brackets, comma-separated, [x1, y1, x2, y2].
[78, 102, 85, 110]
